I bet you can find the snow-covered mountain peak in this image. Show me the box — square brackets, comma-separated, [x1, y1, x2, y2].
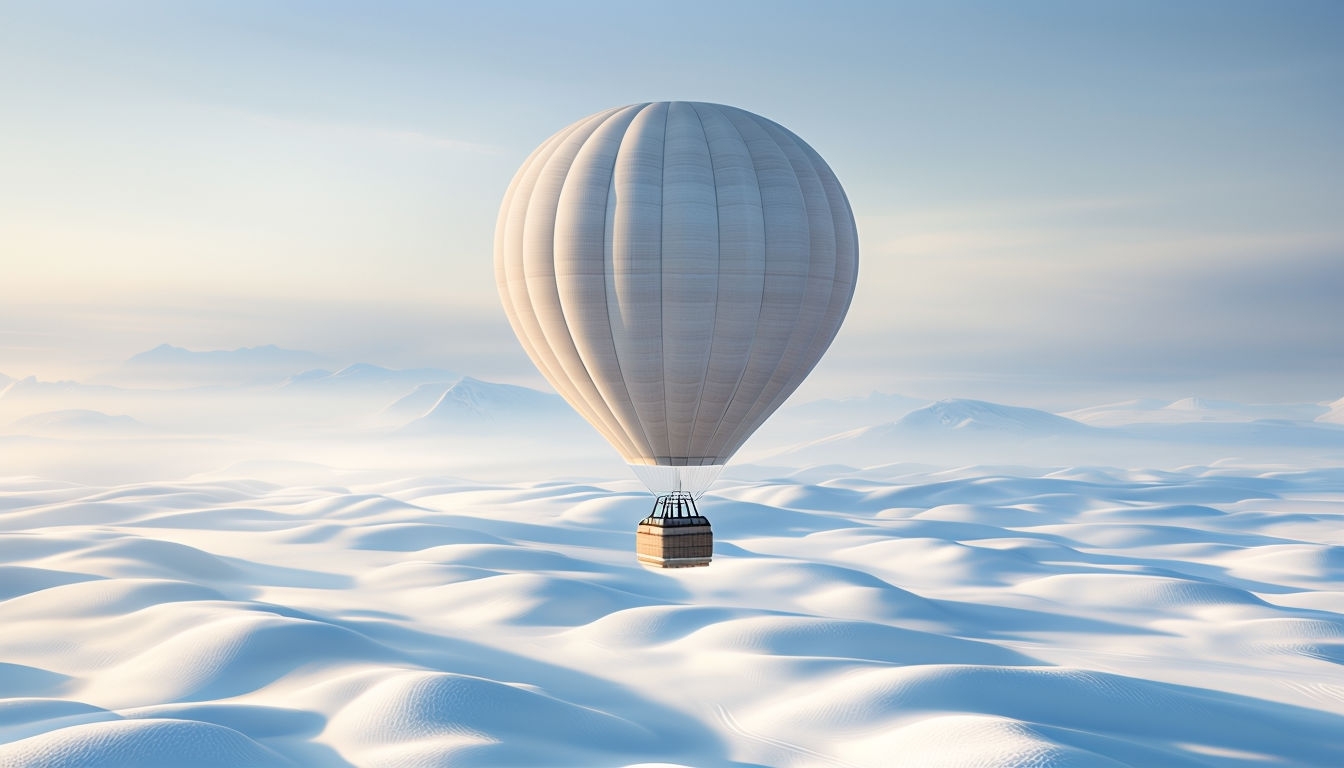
[897, 398, 1089, 434]
[428, 377, 556, 418]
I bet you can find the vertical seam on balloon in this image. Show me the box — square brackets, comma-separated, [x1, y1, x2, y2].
[557, 105, 652, 461]
[683, 101, 720, 464]
[543, 112, 637, 456]
[807, 144, 859, 340]
[527, 109, 642, 458]
[721, 118, 838, 456]
[796, 146, 858, 369]
[834, 161, 861, 297]
[601, 103, 661, 462]
[658, 100, 671, 464]
[715, 112, 821, 456]
[599, 114, 628, 455]
[501, 116, 610, 438]
[699, 105, 770, 459]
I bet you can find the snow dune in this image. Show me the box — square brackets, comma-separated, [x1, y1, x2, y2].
[3, 464, 1344, 766]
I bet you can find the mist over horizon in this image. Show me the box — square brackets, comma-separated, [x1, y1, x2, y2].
[6, 309, 1342, 412]
[3, 337, 1342, 489]
[3, 4, 1343, 767]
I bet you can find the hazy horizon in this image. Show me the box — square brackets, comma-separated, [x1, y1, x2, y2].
[4, 1, 1342, 410]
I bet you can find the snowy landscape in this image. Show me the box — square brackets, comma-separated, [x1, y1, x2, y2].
[3, 347, 1344, 767]
[6, 3, 1342, 766]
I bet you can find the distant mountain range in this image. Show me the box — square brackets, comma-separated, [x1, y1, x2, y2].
[767, 399, 1097, 465]
[768, 398, 1344, 469]
[783, 392, 929, 426]
[9, 343, 1344, 469]
[95, 345, 458, 403]
[104, 344, 332, 387]
[11, 409, 148, 435]
[279, 363, 457, 396]
[740, 391, 929, 451]
[400, 377, 583, 433]
[128, 343, 323, 368]
[895, 398, 1095, 435]
[1064, 397, 1330, 426]
[380, 381, 459, 422]
[1, 376, 123, 401]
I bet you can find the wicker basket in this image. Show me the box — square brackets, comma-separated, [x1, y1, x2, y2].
[636, 492, 712, 568]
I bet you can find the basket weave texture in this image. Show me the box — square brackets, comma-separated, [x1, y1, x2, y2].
[636, 517, 712, 568]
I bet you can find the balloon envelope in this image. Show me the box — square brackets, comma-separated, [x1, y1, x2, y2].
[495, 101, 858, 494]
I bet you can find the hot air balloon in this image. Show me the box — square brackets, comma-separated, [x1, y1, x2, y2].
[495, 101, 858, 567]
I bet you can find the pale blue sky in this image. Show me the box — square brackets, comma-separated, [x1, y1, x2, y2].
[2, 1, 1341, 406]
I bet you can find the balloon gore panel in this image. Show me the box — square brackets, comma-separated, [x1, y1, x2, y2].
[494, 102, 858, 489]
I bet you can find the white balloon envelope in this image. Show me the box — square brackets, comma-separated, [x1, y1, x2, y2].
[495, 101, 858, 499]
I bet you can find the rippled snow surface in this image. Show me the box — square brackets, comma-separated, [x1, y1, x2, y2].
[3, 465, 1344, 767]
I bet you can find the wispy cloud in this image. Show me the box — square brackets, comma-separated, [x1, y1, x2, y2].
[225, 107, 503, 155]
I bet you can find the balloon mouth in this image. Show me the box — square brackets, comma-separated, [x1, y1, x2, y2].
[629, 464, 724, 498]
